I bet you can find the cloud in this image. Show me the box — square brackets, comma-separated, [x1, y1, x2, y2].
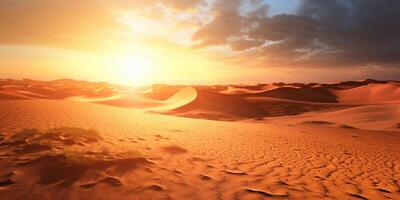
[192, 0, 244, 47]
[229, 39, 264, 51]
[0, 0, 203, 51]
[1, 0, 400, 80]
[295, 0, 400, 66]
[160, 0, 203, 10]
[193, 0, 400, 70]
[114, 0, 202, 10]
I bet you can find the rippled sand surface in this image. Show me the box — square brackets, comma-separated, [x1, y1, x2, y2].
[0, 100, 399, 200]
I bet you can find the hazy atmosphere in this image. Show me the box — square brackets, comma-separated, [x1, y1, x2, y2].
[1, 0, 399, 85]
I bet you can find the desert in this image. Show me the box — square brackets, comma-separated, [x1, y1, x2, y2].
[1, 1, 400, 199]
[0, 78, 399, 200]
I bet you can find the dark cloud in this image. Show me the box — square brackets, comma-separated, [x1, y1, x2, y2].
[296, 0, 400, 66]
[192, 0, 244, 47]
[193, 0, 400, 69]
[249, 14, 317, 42]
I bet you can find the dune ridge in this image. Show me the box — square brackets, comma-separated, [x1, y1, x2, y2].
[333, 82, 400, 104]
[266, 103, 400, 131]
[1, 78, 400, 130]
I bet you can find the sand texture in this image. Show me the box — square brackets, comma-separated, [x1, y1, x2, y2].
[0, 79, 399, 199]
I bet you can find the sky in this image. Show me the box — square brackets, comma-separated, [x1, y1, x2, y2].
[0, 0, 399, 85]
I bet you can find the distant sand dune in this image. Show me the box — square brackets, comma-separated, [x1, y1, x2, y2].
[258, 86, 338, 103]
[218, 84, 303, 95]
[149, 87, 198, 112]
[219, 86, 271, 95]
[1, 78, 400, 127]
[268, 103, 400, 131]
[0, 91, 35, 100]
[83, 94, 166, 108]
[169, 87, 349, 121]
[333, 82, 400, 104]
[76, 87, 198, 112]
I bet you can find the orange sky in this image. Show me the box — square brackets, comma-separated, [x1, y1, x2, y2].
[0, 0, 398, 85]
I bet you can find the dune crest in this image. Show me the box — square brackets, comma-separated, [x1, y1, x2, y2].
[333, 82, 400, 104]
[148, 87, 198, 113]
[1, 78, 400, 128]
[268, 103, 400, 131]
[76, 86, 198, 112]
[85, 94, 166, 108]
[219, 86, 270, 95]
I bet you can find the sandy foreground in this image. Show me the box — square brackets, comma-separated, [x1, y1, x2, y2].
[0, 99, 399, 200]
[0, 79, 400, 199]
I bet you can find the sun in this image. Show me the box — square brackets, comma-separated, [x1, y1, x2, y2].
[117, 56, 153, 86]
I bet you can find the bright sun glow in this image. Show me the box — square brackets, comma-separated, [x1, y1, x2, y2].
[117, 56, 153, 86]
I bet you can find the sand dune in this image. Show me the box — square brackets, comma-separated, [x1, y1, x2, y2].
[258, 86, 338, 103]
[0, 79, 198, 112]
[0, 100, 399, 199]
[167, 80, 400, 121]
[169, 89, 350, 121]
[84, 94, 166, 108]
[219, 85, 271, 95]
[333, 82, 400, 104]
[323, 79, 390, 90]
[0, 79, 399, 199]
[0, 91, 35, 100]
[149, 87, 198, 113]
[267, 103, 400, 131]
[167, 84, 350, 120]
[75, 87, 198, 112]
[0, 79, 117, 100]
[219, 84, 305, 95]
[2, 78, 400, 124]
